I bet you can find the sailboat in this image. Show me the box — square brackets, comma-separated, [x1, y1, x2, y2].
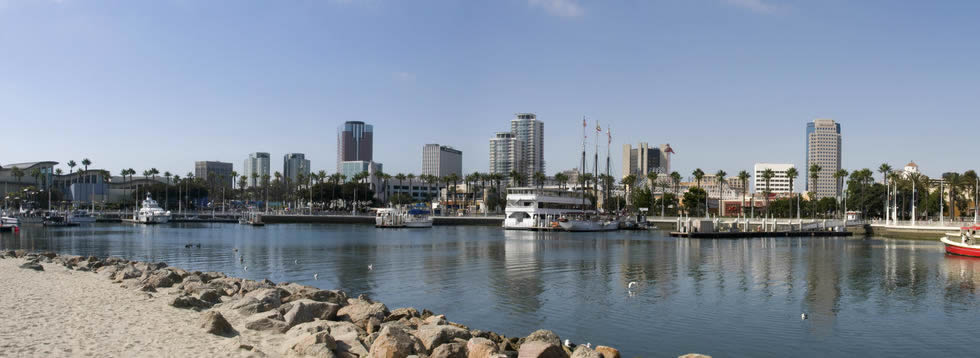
[559, 118, 619, 232]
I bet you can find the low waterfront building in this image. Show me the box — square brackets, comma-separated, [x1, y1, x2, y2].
[382, 178, 442, 202]
[0, 161, 57, 198]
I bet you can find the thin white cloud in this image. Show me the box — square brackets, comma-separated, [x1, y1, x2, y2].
[528, 0, 584, 18]
[723, 0, 777, 14]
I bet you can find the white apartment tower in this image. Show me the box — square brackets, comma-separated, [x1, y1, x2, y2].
[422, 144, 463, 178]
[489, 132, 524, 183]
[243, 152, 271, 188]
[510, 113, 544, 184]
[753, 163, 796, 194]
[805, 119, 842, 198]
[283, 153, 311, 184]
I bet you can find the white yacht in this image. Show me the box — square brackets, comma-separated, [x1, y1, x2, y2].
[135, 194, 171, 224]
[0, 213, 19, 232]
[404, 208, 433, 228]
[503, 187, 587, 230]
[67, 210, 97, 224]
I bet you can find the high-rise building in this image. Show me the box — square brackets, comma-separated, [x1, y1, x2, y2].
[805, 119, 842, 198]
[622, 142, 673, 181]
[489, 132, 524, 183]
[422, 144, 462, 178]
[753, 163, 796, 194]
[243, 152, 270, 188]
[510, 113, 544, 184]
[337, 121, 374, 172]
[194, 161, 234, 188]
[283, 153, 311, 184]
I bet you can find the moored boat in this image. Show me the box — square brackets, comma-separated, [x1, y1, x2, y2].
[558, 215, 619, 232]
[0, 214, 19, 232]
[239, 211, 265, 226]
[503, 187, 586, 230]
[67, 210, 97, 224]
[135, 194, 171, 224]
[941, 225, 980, 257]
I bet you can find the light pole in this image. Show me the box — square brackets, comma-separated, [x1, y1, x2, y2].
[940, 181, 945, 225]
[911, 179, 916, 226]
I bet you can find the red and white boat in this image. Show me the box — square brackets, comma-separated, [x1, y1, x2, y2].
[941, 225, 980, 257]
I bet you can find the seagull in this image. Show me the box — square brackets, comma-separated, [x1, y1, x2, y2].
[801, 313, 808, 320]
[628, 281, 638, 290]
[368, 264, 374, 271]
[584, 343, 591, 349]
[240, 256, 244, 263]
[243, 265, 248, 271]
[314, 273, 319, 280]
[233, 248, 238, 252]
[563, 339, 575, 348]
[294, 259, 298, 265]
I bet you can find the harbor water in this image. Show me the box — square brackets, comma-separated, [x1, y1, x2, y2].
[2, 223, 978, 357]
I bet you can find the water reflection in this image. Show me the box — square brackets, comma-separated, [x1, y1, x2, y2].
[2, 224, 978, 357]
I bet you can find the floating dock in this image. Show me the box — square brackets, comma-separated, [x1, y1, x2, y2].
[670, 231, 853, 239]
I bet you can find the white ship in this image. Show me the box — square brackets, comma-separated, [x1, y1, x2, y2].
[135, 194, 171, 224]
[0, 213, 19, 232]
[503, 187, 587, 230]
[67, 210, 97, 224]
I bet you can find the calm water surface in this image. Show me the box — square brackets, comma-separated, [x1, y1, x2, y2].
[2, 223, 979, 357]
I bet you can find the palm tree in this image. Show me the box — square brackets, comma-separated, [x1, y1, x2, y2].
[833, 169, 849, 219]
[944, 172, 965, 221]
[621, 174, 637, 209]
[646, 172, 659, 215]
[715, 170, 727, 216]
[67, 160, 77, 185]
[30, 168, 41, 186]
[81, 158, 91, 172]
[809, 164, 822, 218]
[963, 170, 978, 223]
[533, 172, 546, 189]
[879, 163, 892, 221]
[261, 174, 271, 212]
[164, 171, 172, 209]
[785, 167, 799, 219]
[508, 170, 522, 187]
[737, 170, 750, 217]
[238, 175, 248, 203]
[692, 169, 705, 216]
[670, 171, 681, 215]
[760, 169, 774, 217]
[554, 172, 568, 190]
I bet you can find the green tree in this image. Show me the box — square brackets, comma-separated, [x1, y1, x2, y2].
[761, 168, 774, 216]
[715, 170, 727, 216]
[737, 170, 750, 217]
[683, 187, 707, 216]
[809, 164, 822, 218]
[834, 169, 849, 218]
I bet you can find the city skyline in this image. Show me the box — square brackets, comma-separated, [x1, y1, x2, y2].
[2, 1, 979, 179]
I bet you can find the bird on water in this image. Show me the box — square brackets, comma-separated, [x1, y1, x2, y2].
[628, 281, 638, 290]
[314, 273, 319, 280]
[801, 313, 808, 320]
[368, 264, 374, 271]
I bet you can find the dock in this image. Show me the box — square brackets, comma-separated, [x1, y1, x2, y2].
[670, 231, 853, 239]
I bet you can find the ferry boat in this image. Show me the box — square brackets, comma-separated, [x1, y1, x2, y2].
[376, 206, 433, 228]
[67, 210, 97, 224]
[135, 194, 171, 224]
[941, 225, 980, 257]
[503, 187, 588, 230]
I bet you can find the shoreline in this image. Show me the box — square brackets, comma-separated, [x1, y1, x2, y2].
[0, 249, 678, 358]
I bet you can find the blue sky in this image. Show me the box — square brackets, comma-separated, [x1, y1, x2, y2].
[1, 0, 978, 181]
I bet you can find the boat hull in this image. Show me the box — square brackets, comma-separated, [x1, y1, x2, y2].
[137, 215, 171, 224]
[941, 236, 980, 258]
[559, 220, 620, 232]
[405, 220, 433, 228]
[68, 217, 97, 224]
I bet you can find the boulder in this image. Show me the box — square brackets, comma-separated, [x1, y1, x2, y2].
[330, 321, 371, 358]
[282, 331, 338, 358]
[170, 294, 209, 310]
[208, 277, 243, 296]
[200, 311, 234, 336]
[524, 330, 561, 348]
[113, 265, 142, 280]
[96, 264, 119, 277]
[199, 271, 227, 283]
[594, 346, 619, 358]
[282, 299, 341, 321]
[244, 310, 288, 333]
[136, 284, 157, 293]
[198, 289, 222, 304]
[14, 249, 26, 258]
[239, 279, 276, 295]
[242, 288, 283, 311]
[570, 347, 601, 358]
[369, 326, 422, 358]
[338, 301, 389, 329]
[3, 250, 14, 257]
[414, 324, 472, 353]
[285, 320, 333, 339]
[284, 301, 316, 328]
[517, 341, 567, 358]
[431, 343, 466, 358]
[385, 307, 421, 322]
[467, 338, 501, 358]
[19, 262, 43, 271]
[425, 315, 448, 326]
[143, 269, 181, 288]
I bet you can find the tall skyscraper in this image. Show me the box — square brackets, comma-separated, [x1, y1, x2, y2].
[422, 144, 462, 178]
[510, 113, 544, 183]
[753, 163, 795, 194]
[337, 121, 373, 172]
[194, 161, 234, 188]
[489, 132, 524, 183]
[805, 119, 842, 198]
[621, 142, 673, 180]
[243, 152, 270, 188]
[283, 153, 311, 184]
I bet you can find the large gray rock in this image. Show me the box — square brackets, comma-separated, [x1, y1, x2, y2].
[425, 315, 448, 326]
[467, 338, 501, 358]
[142, 269, 181, 288]
[431, 342, 467, 358]
[524, 330, 561, 348]
[414, 324, 472, 353]
[19, 262, 43, 271]
[244, 310, 288, 333]
[385, 307, 421, 322]
[239, 279, 276, 295]
[198, 289, 222, 304]
[338, 300, 389, 329]
[200, 311, 234, 336]
[284, 301, 316, 328]
[170, 294, 210, 310]
[235, 288, 283, 314]
[282, 331, 338, 358]
[570, 347, 601, 358]
[594, 346, 620, 358]
[517, 341, 567, 358]
[329, 321, 370, 358]
[369, 326, 422, 358]
[282, 299, 341, 321]
[113, 265, 142, 280]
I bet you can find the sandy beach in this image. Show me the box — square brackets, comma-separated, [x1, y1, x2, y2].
[0, 258, 252, 358]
